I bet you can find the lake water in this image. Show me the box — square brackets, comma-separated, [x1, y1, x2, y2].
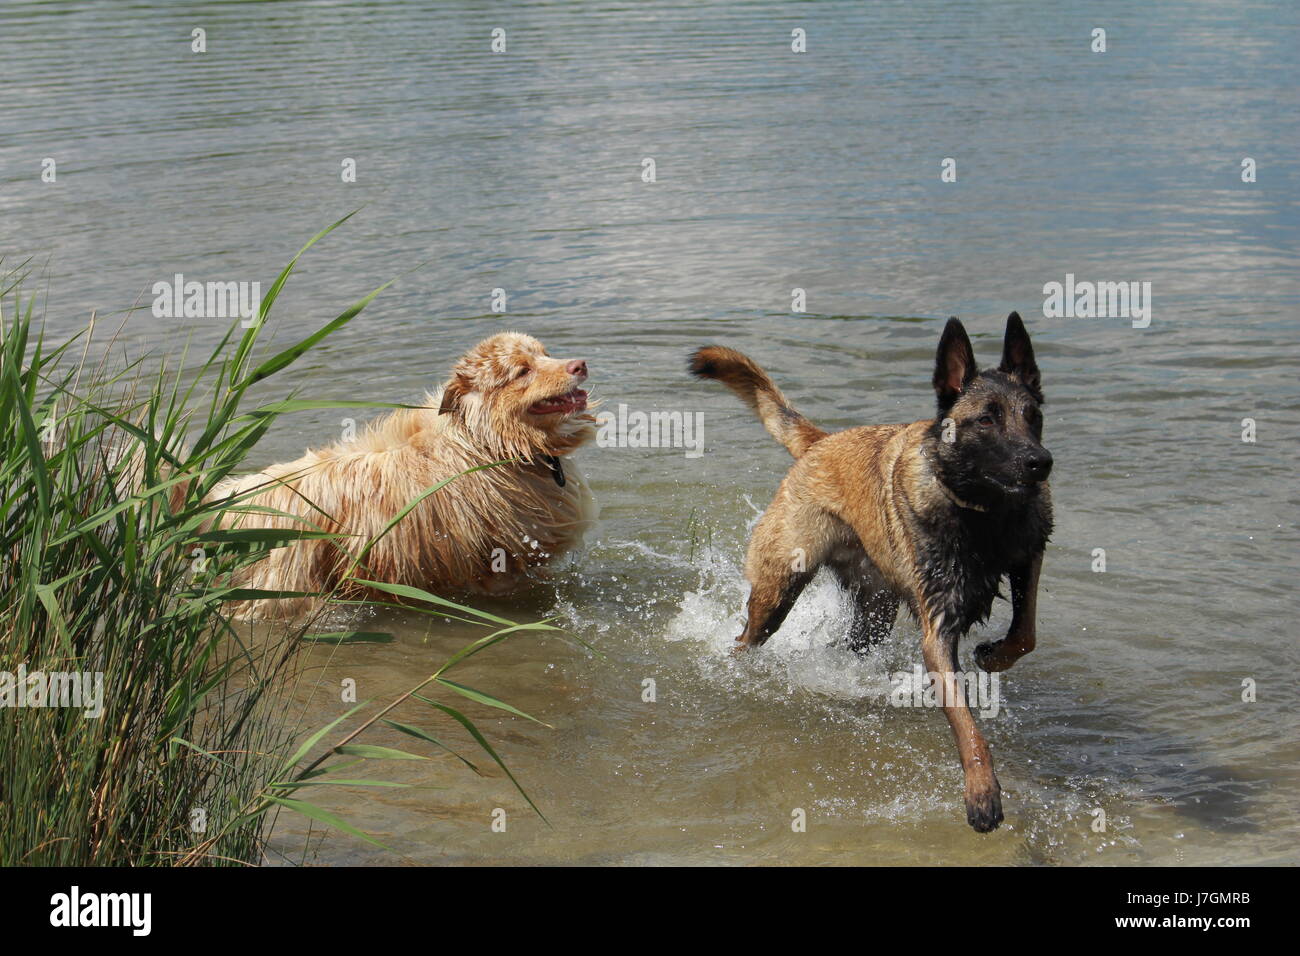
[3, 0, 1297, 865]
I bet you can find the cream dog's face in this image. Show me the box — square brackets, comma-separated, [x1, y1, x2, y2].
[438, 332, 595, 457]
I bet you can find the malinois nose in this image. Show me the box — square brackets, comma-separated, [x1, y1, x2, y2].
[566, 359, 588, 377]
[1024, 450, 1053, 481]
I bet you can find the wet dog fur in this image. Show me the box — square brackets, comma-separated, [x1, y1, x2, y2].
[689, 313, 1053, 832]
[213, 332, 597, 618]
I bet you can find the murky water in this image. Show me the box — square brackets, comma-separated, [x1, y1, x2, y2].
[4, 1, 1297, 864]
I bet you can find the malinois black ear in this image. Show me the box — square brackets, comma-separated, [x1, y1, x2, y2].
[933, 317, 977, 411]
[998, 311, 1043, 403]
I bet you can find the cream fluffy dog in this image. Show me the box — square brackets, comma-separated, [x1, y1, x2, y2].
[213, 332, 597, 618]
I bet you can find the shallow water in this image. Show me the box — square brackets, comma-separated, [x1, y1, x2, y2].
[3, 1, 1298, 864]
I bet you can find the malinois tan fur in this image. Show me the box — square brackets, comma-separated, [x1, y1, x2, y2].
[690, 313, 1053, 832]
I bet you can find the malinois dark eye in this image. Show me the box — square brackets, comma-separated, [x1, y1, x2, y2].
[976, 414, 995, 427]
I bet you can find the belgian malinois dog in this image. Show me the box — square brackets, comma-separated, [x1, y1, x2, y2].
[689, 313, 1053, 832]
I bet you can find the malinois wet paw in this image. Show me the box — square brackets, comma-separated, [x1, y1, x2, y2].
[965, 783, 1005, 833]
[974, 639, 1018, 672]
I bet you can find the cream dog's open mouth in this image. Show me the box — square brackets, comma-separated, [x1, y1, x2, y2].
[528, 388, 588, 416]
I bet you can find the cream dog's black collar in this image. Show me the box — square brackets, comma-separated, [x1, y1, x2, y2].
[541, 454, 565, 487]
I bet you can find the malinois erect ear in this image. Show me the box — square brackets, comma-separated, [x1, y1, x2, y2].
[933, 317, 977, 411]
[998, 311, 1043, 403]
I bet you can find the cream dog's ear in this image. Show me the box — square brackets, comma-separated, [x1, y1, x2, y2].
[438, 373, 471, 415]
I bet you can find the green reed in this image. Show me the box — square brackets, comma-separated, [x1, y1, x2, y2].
[0, 219, 552, 865]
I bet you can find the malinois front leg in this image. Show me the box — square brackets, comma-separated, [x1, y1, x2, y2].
[922, 610, 1003, 832]
[974, 552, 1042, 672]
[735, 563, 813, 653]
[733, 503, 827, 653]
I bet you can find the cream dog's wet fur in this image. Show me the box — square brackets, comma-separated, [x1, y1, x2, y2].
[212, 332, 597, 618]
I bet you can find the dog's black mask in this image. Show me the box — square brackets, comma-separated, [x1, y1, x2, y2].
[927, 312, 1052, 508]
